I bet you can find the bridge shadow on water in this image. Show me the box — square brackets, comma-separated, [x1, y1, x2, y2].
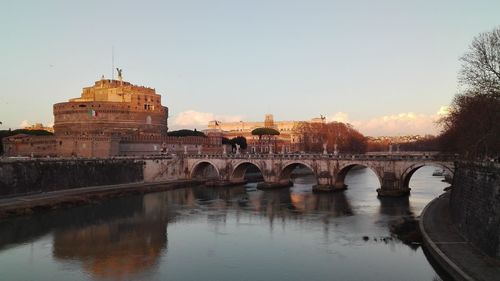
[187, 175, 354, 219]
[378, 196, 411, 217]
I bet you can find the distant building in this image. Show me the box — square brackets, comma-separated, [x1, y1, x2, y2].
[365, 135, 437, 152]
[367, 135, 433, 144]
[3, 76, 222, 157]
[207, 114, 326, 153]
[23, 123, 54, 133]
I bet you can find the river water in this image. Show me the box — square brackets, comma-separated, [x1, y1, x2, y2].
[0, 166, 449, 281]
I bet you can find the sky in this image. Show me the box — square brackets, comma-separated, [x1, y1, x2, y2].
[1, 0, 499, 136]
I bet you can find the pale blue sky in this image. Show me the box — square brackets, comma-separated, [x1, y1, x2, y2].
[1, 0, 499, 135]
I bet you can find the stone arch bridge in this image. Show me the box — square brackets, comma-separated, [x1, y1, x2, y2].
[185, 153, 454, 197]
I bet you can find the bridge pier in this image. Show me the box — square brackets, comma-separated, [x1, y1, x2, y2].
[205, 179, 247, 187]
[312, 173, 347, 192]
[256, 180, 293, 190]
[376, 172, 410, 197]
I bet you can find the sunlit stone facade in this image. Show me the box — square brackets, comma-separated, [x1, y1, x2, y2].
[54, 79, 168, 136]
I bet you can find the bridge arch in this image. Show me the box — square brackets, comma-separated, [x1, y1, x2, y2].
[190, 161, 220, 180]
[279, 161, 318, 184]
[400, 162, 454, 189]
[231, 161, 264, 182]
[336, 163, 382, 188]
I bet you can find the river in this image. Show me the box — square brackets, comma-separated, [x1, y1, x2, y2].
[0, 166, 450, 281]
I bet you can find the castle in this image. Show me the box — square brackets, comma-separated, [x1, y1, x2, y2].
[54, 78, 168, 136]
[3, 75, 222, 157]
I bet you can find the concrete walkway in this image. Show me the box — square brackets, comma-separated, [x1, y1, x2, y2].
[420, 192, 500, 281]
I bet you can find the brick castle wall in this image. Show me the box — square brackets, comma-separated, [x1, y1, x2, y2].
[53, 102, 168, 136]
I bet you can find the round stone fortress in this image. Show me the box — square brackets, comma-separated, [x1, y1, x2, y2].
[53, 78, 168, 136]
[2, 75, 223, 158]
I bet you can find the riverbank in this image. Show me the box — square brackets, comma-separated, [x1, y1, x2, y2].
[420, 192, 500, 281]
[0, 179, 202, 219]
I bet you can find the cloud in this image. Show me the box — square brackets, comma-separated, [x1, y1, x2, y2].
[327, 107, 448, 136]
[328, 112, 349, 123]
[437, 105, 451, 116]
[19, 120, 31, 128]
[171, 107, 449, 135]
[172, 110, 242, 130]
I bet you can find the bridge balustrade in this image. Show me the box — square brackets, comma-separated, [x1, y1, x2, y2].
[184, 153, 458, 163]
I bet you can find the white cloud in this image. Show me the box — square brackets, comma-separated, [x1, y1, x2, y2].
[327, 107, 448, 136]
[172, 108, 450, 135]
[173, 110, 214, 128]
[437, 105, 451, 116]
[171, 110, 242, 130]
[328, 112, 349, 123]
[19, 120, 31, 128]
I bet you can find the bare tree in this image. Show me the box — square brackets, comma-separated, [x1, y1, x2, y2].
[440, 26, 500, 158]
[293, 121, 367, 153]
[459, 26, 500, 94]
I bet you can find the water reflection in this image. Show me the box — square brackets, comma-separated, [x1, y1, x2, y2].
[0, 166, 448, 281]
[52, 194, 172, 280]
[0, 196, 145, 250]
[173, 182, 355, 224]
[378, 196, 411, 216]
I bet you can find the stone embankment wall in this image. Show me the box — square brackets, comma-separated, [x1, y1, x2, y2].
[450, 161, 500, 258]
[143, 157, 186, 182]
[0, 157, 185, 197]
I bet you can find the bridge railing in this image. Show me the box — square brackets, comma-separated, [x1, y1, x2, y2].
[185, 153, 458, 162]
[0, 154, 174, 163]
[0, 152, 459, 163]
